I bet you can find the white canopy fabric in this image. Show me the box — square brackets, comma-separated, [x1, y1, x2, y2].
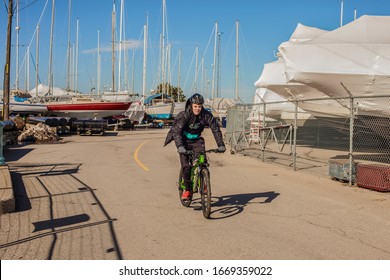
[278, 15, 390, 117]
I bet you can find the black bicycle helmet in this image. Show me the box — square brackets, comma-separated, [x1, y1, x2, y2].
[189, 93, 204, 105]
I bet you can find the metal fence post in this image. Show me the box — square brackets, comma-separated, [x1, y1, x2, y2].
[349, 97, 354, 187]
[293, 100, 298, 171]
[262, 102, 266, 162]
[341, 82, 355, 187]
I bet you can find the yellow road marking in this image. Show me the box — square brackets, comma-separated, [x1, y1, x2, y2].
[134, 140, 150, 171]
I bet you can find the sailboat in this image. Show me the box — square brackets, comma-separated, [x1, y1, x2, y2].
[144, 93, 174, 120]
[44, 0, 132, 119]
[46, 99, 131, 119]
[1, 1, 47, 116]
[0, 89, 47, 115]
[203, 21, 239, 122]
[143, 0, 175, 121]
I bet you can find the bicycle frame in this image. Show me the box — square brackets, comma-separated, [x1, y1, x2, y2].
[180, 149, 218, 192]
[178, 149, 220, 218]
[191, 153, 208, 192]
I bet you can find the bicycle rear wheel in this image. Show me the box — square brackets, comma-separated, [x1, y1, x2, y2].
[178, 168, 192, 207]
[200, 168, 211, 219]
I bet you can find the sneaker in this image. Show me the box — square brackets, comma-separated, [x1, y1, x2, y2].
[181, 190, 192, 200]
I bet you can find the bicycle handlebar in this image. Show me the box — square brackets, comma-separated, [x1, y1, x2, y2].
[180, 149, 222, 155]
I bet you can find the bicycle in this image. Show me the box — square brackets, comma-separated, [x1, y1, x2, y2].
[177, 149, 221, 219]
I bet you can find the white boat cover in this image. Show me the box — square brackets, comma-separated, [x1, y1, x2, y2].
[278, 15, 390, 117]
[204, 98, 237, 119]
[255, 59, 349, 118]
[29, 84, 68, 96]
[204, 98, 237, 111]
[251, 87, 311, 123]
[124, 100, 145, 123]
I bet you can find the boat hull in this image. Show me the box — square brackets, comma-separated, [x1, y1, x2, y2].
[46, 102, 132, 119]
[145, 103, 174, 120]
[0, 102, 48, 114]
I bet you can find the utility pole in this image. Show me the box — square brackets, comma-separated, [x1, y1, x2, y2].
[3, 0, 14, 120]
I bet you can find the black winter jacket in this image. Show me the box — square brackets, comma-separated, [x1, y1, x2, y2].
[164, 99, 225, 148]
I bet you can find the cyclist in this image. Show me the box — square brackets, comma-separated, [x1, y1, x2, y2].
[164, 93, 226, 200]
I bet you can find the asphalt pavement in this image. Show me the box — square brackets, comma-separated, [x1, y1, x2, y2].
[1, 128, 390, 260]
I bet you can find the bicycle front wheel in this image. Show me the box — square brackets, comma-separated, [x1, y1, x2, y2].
[200, 168, 211, 219]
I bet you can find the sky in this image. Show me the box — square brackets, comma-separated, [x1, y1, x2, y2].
[1, 0, 390, 102]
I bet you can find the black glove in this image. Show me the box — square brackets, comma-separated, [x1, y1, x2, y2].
[177, 146, 187, 154]
[218, 146, 226, 153]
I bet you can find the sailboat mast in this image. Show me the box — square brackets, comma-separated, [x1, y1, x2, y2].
[162, 0, 166, 97]
[48, 0, 55, 95]
[131, 50, 135, 95]
[26, 45, 30, 91]
[167, 43, 171, 95]
[35, 25, 40, 97]
[66, 0, 71, 91]
[212, 21, 218, 99]
[201, 56, 204, 95]
[340, 0, 344, 27]
[97, 29, 101, 95]
[177, 48, 181, 102]
[142, 14, 148, 99]
[75, 18, 79, 93]
[217, 31, 222, 98]
[111, 1, 116, 92]
[235, 20, 239, 100]
[194, 45, 199, 92]
[118, 0, 123, 92]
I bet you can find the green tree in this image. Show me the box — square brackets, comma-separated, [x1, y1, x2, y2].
[156, 82, 186, 102]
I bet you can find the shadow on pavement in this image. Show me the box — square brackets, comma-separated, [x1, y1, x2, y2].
[191, 191, 280, 220]
[33, 214, 91, 232]
[1, 163, 123, 260]
[4, 147, 34, 162]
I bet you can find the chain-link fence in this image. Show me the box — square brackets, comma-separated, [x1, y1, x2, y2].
[225, 96, 390, 188]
